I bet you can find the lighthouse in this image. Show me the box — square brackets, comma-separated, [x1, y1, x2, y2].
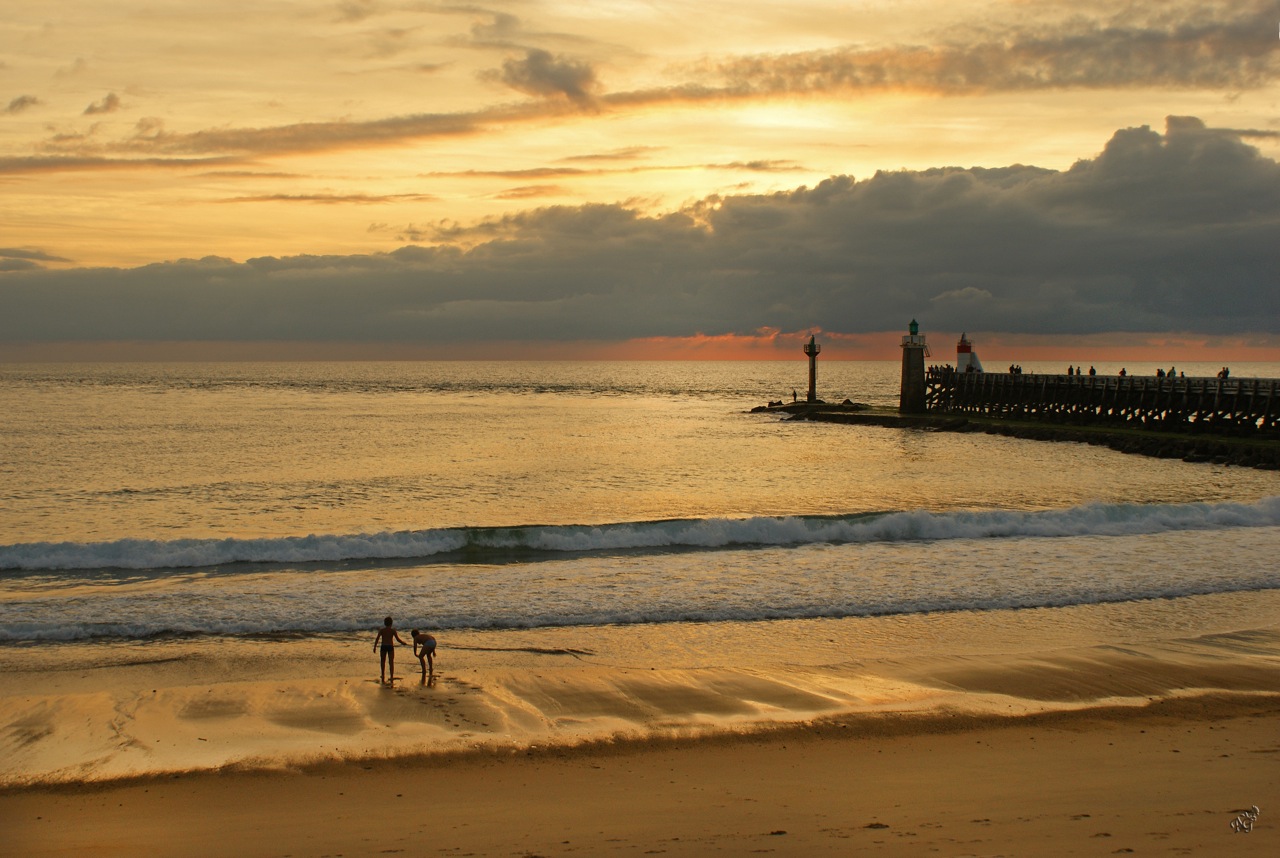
[803, 334, 821, 403]
[956, 332, 983, 373]
[899, 319, 930, 413]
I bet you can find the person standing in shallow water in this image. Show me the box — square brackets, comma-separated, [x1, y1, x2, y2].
[373, 616, 407, 685]
[412, 629, 437, 682]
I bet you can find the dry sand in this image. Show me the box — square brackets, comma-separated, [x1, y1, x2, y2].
[2, 593, 1278, 856]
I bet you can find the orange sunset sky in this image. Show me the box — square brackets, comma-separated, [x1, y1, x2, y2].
[2, 0, 1279, 361]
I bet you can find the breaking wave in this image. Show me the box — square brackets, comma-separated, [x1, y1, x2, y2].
[3, 497, 1278, 573]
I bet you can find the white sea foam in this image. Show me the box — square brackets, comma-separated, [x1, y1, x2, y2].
[3, 505, 1279, 642]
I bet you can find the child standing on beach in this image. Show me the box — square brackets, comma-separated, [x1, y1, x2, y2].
[373, 617, 407, 685]
[412, 629, 437, 681]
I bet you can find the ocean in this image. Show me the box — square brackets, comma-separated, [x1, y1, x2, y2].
[2, 359, 1278, 650]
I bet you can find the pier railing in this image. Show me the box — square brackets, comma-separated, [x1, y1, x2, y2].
[924, 369, 1280, 436]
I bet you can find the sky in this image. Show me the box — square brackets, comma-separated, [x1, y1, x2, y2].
[2, 0, 1279, 361]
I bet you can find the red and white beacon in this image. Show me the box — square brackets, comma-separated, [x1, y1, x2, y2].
[956, 332, 983, 373]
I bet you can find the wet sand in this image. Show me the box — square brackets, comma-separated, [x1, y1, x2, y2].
[3, 696, 1277, 857]
[2, 592, 1278, 855]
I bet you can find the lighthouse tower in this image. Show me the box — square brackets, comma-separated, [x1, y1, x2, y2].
[803, 334, 821, 403]
[956, 332, 983, 373]
[899, 319, 930, 413]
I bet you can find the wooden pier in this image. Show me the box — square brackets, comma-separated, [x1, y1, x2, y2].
[925, 370, 1280, 437]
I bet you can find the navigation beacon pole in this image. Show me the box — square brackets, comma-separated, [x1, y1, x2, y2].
[803, 334, 821, 403]
[899, 319, 930, 413]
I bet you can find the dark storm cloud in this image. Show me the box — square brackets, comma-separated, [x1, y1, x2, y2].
[2, 117, 1277, 344]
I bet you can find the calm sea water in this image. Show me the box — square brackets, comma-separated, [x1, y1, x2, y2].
[1, 361, 1278, 643]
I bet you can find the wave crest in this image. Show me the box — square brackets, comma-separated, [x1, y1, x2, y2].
[2, 497, 1278, 573]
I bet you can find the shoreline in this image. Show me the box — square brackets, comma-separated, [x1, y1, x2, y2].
[4, 691, 1276, 857]
[3, 591, 1278, 789]
[6, 687, 1277, 794]
[4, 592, 1278, 855]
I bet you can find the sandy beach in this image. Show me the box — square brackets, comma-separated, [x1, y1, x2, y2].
[3, 591, 1278, 856]
[3, 694, 1276, 857]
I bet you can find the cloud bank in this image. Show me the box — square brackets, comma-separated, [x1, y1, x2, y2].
[19, 1, 1279, 168]
[706, 1, 1280, 96]
[2, 117, 1277, 350]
